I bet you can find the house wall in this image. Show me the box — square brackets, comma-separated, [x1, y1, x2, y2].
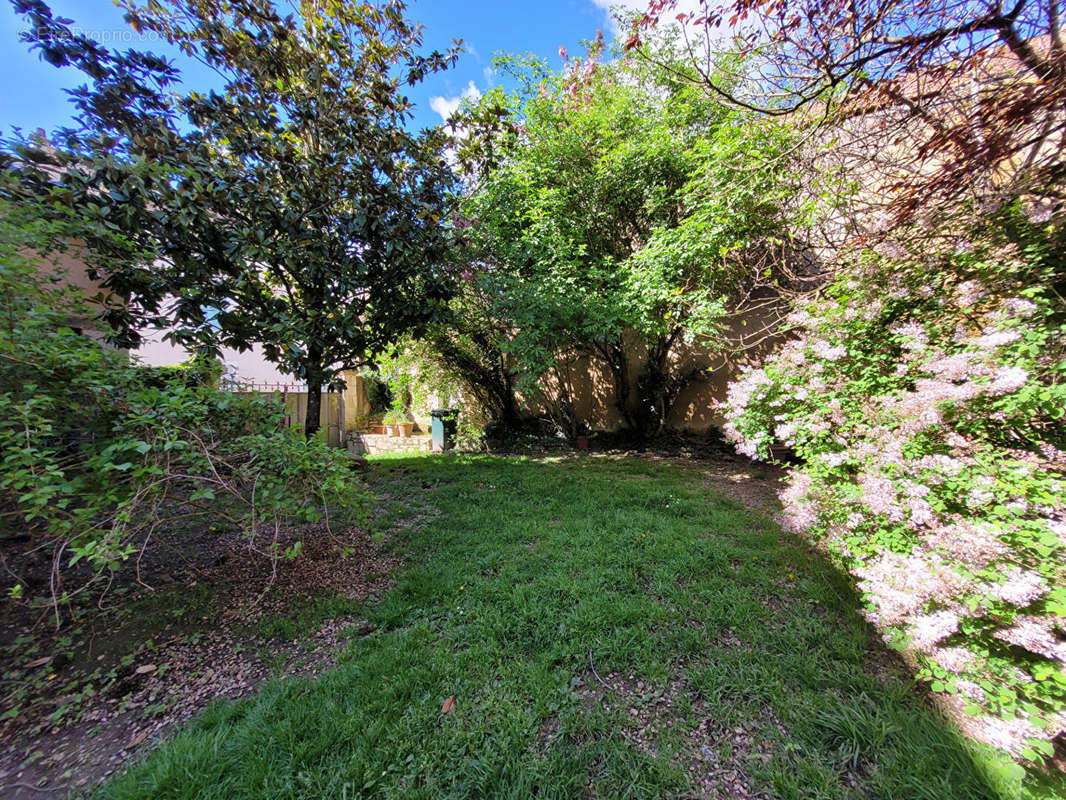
[24, 241, 125, 338]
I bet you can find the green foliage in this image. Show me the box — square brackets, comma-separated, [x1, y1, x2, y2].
[450, 34, 807, 430]
[0, 199, 368, 619]
[723, 208, 1066, 762]
[7, 0, 460, 435]
[402, 280, 525, 428]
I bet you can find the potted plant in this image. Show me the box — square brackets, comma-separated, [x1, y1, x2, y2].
[383, 408, 404, 437]
[384, 407, 416, 437]
[575, 423, 591, 451]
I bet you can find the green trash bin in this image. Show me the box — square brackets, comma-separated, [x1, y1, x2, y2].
[430, 408, 458, 452]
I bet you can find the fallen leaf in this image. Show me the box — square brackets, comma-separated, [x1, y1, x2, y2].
[135, 664, 157, 675]
[25, 657, 51, 669]
[128, 730, 147, 749]
[441, 695, 456, 715]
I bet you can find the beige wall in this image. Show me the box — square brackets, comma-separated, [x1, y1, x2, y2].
[25, 241, 125, 335]
[525, 307, 787, 433]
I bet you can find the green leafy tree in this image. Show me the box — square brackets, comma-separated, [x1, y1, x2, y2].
[6, 0, 459, 436]
[408, 270, 525, 428]
[454, 35, 806, 432]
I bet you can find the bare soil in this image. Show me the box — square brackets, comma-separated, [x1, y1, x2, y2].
[0, 522, 400, 799]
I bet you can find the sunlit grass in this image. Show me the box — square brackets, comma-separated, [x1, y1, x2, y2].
[98, 454, 1052, 800]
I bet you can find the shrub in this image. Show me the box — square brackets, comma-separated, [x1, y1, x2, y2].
[0, 204, 369, 623]
[723, 206, 1066, 762]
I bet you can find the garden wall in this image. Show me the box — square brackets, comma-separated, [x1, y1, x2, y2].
[530, 307, 786, 433]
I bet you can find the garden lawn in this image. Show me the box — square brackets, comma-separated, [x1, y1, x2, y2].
[97, 454, 1048, 800]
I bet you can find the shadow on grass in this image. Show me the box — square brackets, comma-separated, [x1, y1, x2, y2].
[96, 454, 1054, 800]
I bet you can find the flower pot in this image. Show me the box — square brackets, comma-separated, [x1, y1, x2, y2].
[397, 422, 414, 437]
[576, 435, 590, 451]
[387, 423, 400, 437]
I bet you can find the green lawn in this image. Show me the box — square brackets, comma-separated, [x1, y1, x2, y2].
[98, 454, 1048, 800]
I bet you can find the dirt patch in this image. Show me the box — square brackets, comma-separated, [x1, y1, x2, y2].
[689, 460, 786, 517]
[0, 523, 400, 799]
[575, 666, 781, 799]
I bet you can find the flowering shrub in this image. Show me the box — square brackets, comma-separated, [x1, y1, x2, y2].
[723, 210, 1066, 762]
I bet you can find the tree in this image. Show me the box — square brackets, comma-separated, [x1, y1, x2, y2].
[452, 36, 805, 432]
[629, 0, 1066, 223]
[6, 0, 460, 436]
[412, 277, 525, 428]
[0, 189, 368, 621]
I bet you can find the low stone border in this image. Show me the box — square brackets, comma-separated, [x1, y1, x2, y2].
[347, 432, 433, 456]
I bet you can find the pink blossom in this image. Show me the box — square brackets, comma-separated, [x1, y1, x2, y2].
[995, 617, 1066, 661]
[776, 473, 818, 533]
[926, 352, 972, 381]
[909, 609, 960, 652]
[971, 715, 1044, 756]
[891, 321, 928, 350]
[926, 522, 1006, 566]
[859, 473, 904, 521]
[955, 280, 986, 308]
[811, 339, 846, 360]
[975, 330, 1020, 349]
[908, 498, 935, 528]
[932, 646, 974, 671]
[989, 568, 1047, 607]
[956, 680, 987, 701]
[988, 366, 1028, 394]
[1004, 298, 1037, 318]
[774, 422, 796, 442]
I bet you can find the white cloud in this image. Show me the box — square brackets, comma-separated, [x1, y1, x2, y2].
[429, 80, 482, 123]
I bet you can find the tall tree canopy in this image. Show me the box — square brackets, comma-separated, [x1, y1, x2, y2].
[5, 0, 460, 435]
[449, 36, 807, 432]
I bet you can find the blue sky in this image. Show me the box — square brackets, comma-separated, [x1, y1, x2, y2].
[0, 0, 644, 135]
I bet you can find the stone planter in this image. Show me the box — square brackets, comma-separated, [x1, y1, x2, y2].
[397, 422, 414, 437]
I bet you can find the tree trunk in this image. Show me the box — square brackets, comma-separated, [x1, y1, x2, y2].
[594, 338, 635, 432]
[634, 328, 684, 433]
[304, 378, 323, 439]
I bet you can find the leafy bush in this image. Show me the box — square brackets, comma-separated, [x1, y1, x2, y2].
[722, 207, 1066, 762]
[0, 204, 368, 622]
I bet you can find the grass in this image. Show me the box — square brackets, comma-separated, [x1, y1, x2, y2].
[95, 454, 1053, 800]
